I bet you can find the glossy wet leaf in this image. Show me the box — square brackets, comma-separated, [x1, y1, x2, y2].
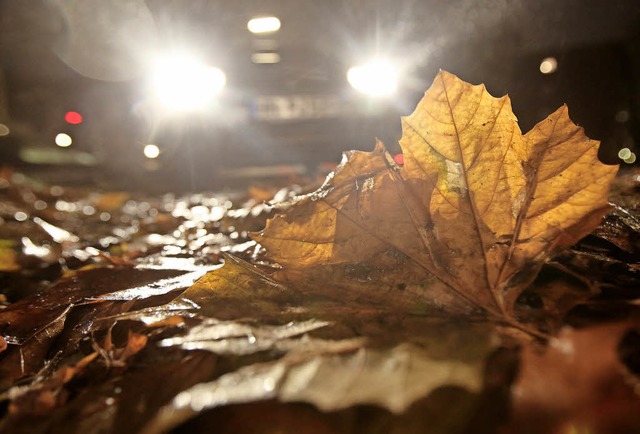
[589, 204, 640, 258]
[508, 322, 640, 434]
[0, 76, 635, 434]
[0, 240, 19, 272]
[168, 254, 288, 319]
[0, 352, 219, 434]
[97, 329, 149, 367]
[0, 306, 71, 389]
[0, 266, 190, 344]
[143, 332, 490, 434]
[5, 352, 98, 416]
[255, 71, 618, 320]
[158, 317, 337, 355]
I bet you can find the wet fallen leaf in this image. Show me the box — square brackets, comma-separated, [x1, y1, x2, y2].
[590, 205, 640, 257]
[158, 317, 336, 355]
[0, 305, 71, 389]
[143, 337, 489, 434]
[172, 401, 341, 434]
[255, 71, 618, 325]
[95, 329, 148, 368]
[95, 191, 130, 212]
[0, 265, 194, 342]
[6, 352, 98, 417]
[0, 72, 636, 434]
[167, 392, 483, 434]
[135, 312, 494, 433]
[0, 240, 19, 272]
[508, 322, 640, 434]
[159, 253, 325, 321]
[0, 352, 219, 434]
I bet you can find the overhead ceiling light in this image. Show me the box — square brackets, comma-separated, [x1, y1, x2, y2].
[247, 16, 281, 34]
[347, 60, 399, 97]
[150, 53, 226, 111]
[0, 123, 9, 136]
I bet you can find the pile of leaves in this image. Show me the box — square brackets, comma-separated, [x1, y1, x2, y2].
[1, 71, 639, 434]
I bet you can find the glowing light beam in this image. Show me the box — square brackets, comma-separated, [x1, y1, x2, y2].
[150, 53, 226, 111]
[144, 144, 160, 159]
[247, 17, 281, 34]
[347, 60, 398, 97]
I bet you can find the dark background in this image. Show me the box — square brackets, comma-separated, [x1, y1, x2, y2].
[1, 0, 639, 191]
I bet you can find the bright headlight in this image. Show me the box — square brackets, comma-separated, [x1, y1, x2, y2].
[247, 16, 281, 34]
[347, 60, 398, 97]
[151, 53, 226, 111]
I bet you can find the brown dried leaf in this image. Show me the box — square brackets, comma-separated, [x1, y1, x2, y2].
[0, 240, 20, 272]
[0, 305, 72, 389]
[508, 322, 640, 434]
[6, 352, 98, 416]
[254, 71, 618, 321]
[158, 317, 338, 355]
[142, 337, 489, 434]
[0, 352, 219, 434]
[118, 331, 148, 362]
[166, 254, 288, 320]
[94, 329, 148, 367]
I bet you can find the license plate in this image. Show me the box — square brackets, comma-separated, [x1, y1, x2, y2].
[253, 95, 342, 121]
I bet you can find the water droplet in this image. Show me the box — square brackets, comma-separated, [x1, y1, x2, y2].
[263, 377, 275, 392]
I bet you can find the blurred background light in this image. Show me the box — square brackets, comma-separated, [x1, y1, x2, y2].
[55, 133, 72, 147]
[251, 52, 281, 64]
[347, 60, 399, 97]
[615, 110, 630, 123]
[247, 17, 281, 34]
[64, 111, 83, 124]
[618, 147, 631, 159]
[150, 53, 226, 111]
[1, 1, 638, 191]
[144, 144, 160, 159]
[624, 152, 636, 164]
[539, 57, 558, 74]
[20, 148, 96, 165]
[0, 123, 10, 136]
[252, 39, 279, 51]
[618, 147, 636, 163]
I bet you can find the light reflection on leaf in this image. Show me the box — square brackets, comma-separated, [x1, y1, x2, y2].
[142, 341, 485, 434]
[254, 71, 618, 324]
[158, 318, 334, 355]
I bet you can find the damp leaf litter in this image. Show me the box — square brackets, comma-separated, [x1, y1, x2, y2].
[1, 72, 639, 434]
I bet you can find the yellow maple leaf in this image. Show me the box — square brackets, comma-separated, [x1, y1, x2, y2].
[254, 71, 618, 322]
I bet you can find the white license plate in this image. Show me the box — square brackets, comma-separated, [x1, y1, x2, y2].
[253, 95, 342, 121]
